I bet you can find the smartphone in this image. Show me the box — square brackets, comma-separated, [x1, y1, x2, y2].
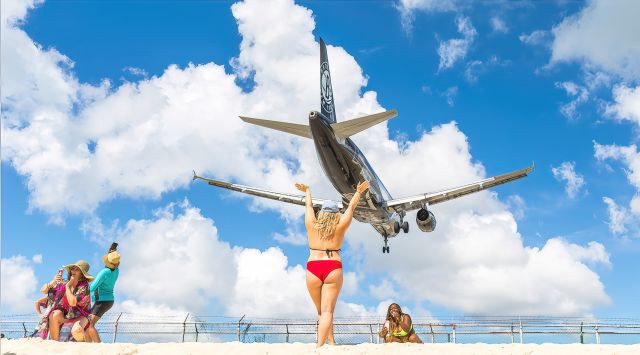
[109, 242, 118, 251]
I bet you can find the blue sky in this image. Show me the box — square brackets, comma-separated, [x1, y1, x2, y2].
[2, 0, 639, 319]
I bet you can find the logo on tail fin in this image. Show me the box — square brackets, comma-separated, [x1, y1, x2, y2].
[321, 61, 334, 116]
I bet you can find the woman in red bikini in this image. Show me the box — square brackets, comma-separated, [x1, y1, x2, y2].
[295, 180, 370, 348]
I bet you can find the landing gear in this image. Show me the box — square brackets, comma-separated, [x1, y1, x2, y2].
[393, 220, 410, 234]
[382, 236, 389, 254]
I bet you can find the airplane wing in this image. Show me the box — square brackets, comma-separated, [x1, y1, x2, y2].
[383, 165, 534, 213]
[193, 172, 344, 211]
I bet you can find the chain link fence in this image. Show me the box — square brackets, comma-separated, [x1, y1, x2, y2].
[2, 314, 639, 345]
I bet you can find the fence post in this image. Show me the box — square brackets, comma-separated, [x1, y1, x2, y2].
[370, 324, 374, 343]
[285, 324, 289, 343]
[580, 322, 584, 344]
[195, 322, 199, 343]
[22, 322, 27, 337]
[429, 324, 435, 343]
[452, 324, 456, 344]
[595, 323, 600, 344]
[315, 320, 319, 344]
[237, 315, 245, 342]
[112, 312, 123, 343]
[377, 322, 381, 344]
[510, 324, 515, 343]
[182, 313, 190, 343]
[519, 319, 524, 344]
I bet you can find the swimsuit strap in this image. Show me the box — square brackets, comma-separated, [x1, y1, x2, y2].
[309, 248, 341, 258]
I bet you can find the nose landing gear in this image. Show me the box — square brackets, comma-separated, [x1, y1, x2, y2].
[382, 236, 390, 254]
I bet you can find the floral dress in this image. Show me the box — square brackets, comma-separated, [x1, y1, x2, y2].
[33, 280, 91, 340]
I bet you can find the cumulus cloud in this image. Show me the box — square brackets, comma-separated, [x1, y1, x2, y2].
[2, 0, 612, 316]
[1, 255, 39, 314]
[606, 85, 640, 126]
[437, 16, 477, 71]
[551, 0, 640, 81]
[552, 161, 586, 198]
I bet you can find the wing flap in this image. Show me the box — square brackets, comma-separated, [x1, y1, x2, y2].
[330, 110, 397, 139]
[193, 172, 343, 211]
[384, 165, 534, 212]
[240, 116, 312, 139]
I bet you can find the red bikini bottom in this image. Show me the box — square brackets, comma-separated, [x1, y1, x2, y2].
[307, 260, 342, 282]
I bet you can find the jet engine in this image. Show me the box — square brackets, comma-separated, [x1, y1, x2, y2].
[416, 208, 436, 232]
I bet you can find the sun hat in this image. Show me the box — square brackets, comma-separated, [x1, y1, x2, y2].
[64, 260, 94, 281]
[102, 251, 121, 269]
[320, 200, 339, 213]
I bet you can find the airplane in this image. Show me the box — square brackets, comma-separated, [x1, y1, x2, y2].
[194, 38, 533, 253]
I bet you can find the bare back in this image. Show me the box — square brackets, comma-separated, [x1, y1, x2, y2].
[306, 214, 352, 262]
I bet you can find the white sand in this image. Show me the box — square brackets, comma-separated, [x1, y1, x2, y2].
[2, 339, 639, 355]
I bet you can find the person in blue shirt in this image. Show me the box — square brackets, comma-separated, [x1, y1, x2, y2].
[86, 243, 120, 343]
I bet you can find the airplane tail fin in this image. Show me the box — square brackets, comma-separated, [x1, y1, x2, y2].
[320, 38, 337, 123]
[239, 116, 312, 139]
[330, 109, 397, 139]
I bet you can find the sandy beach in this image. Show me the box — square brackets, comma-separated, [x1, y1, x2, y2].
[2, 339, 639, 355]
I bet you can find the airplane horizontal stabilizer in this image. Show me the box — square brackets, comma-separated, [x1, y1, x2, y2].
[330, 109, 397, 139]
[240, 116, 312, 139]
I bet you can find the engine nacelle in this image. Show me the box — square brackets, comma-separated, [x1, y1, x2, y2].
[416, 208, 436, 232]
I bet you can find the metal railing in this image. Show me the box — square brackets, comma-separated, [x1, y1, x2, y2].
[2, 314, 639, 345]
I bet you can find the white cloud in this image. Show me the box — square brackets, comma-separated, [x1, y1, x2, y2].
[519, 30, 550, 46]
[606, 85, 640, 126]
[31, 254, 43, 264]
[441, 86, 458, 107]
[594, 143, 640, 194]
[552, 161, 586, 199]
[396, 0, 459, 33]
[595, 142, 640, 236]
[602, 197, 629, 235]
[464, 56, 510, 83]
[369, 279, 399, 300]
[115, 199, 236, 313]
[437, 16, 477, 71]
[2, 0, 612, 317]
[506, 195, 526, 220]
[1, 255, 39, 314]
[490, 16, 508, 33]
[555, 81, 589, 120]
[551, 0, 640, 81]
[273, 226, 307, 246]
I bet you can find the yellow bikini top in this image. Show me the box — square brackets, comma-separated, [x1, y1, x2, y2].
[392, 323, 412, 337]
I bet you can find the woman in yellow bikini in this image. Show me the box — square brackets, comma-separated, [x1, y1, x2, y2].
[379, 303, 422, 343]
[295, 180, 369, 348]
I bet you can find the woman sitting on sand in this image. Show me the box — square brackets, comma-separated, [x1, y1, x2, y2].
[46, 260, 93, 341]
[379, 303, 422, 343]
[295, 180, 369, 348]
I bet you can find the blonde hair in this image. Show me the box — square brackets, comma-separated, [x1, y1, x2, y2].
[313, 211, 341, 239]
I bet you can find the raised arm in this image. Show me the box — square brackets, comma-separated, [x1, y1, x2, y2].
[295, 183, 316, 228]
[338, 181, 370, 231]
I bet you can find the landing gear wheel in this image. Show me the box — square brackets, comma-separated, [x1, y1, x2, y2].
[402, 221, 409, 233]
[393, 221, 400, 234]
[382, 236, 390, 254]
